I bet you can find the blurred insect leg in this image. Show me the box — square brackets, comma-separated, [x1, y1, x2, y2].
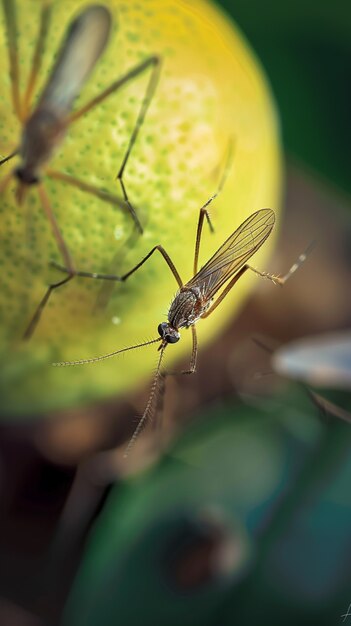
[0, 169, 14, 193]
[0, 149, 18, 167]
[193, 140, 235, 274]
[247, 242, 315, 286]
[51, 244, 184, 289]
[23, 273, 73, 340]
[124, 344, 166, 457]
[23, 184, 75, 340]
[22, 1, 52, 114]
[68, 56, 161, 234]
[46, 169, 141, 227]
[201, 265, 249, 319]
[2, 0, 23, 119]
[115, 57, 161, 236]
[38, 184, 73, 271]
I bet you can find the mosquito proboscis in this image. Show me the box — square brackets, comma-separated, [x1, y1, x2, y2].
[52, 155, 312, 455]
[0, 1, 161, 337]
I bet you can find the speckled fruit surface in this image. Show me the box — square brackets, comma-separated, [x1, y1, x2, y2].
[0, 0, 281, 417]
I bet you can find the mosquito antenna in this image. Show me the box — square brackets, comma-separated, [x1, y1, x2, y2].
[124, 343, 167, 457]
[52, 337, 162, 367]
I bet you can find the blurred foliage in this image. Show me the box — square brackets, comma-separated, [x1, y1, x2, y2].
[218, 0, 351, 196]
[63, 388, 351, 625]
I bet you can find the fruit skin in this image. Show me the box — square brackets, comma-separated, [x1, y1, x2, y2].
[0, 0, 281, 417]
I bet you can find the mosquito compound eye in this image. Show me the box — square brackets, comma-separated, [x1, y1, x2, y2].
[166, 334, 179, 344]
[158, 323, 168, 337]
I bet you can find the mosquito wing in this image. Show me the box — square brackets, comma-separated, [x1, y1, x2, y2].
[36, 5, 111, 116]
[186, 209, 275, 299]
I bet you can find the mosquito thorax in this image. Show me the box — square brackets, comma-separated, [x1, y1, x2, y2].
[20, 109, 66, 175]
[158, 322, 180, 344]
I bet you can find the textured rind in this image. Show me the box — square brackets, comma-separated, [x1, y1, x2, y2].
[0, 0, 281, 417]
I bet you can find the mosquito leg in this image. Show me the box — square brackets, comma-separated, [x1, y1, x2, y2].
[166, 326, 198, 376]
[124, 344, 166, 457]
[67, 56, 161, 234]
[246, 265, 283, 286]
[247, 242, 315, 286]
[23, 184, 75, 339]
[0, 169, 14, 193]
[22, 1, 52, 114]
[38, 184, 74, 271]
[201, 265, 249, 319]
[193, 140, 234, 274]
[51, 243, 184, 289]
[201, 241, 313, 325]
[193, 205, 215, 275]
[0, 149, 18, 167]
[46, 169, 142, 229]
[2, 0, 23, 120]
[23, 273, 74, 340]
[115, 58, 161, 236]
[150, 325, 197, 452]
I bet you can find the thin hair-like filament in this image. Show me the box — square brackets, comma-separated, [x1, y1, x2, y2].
[52, 337, 162, 367]
[124, 343, 166, 457]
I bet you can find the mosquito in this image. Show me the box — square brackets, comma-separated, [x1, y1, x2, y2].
[53, 171, 311, 455]
[0, 1, 161, 337]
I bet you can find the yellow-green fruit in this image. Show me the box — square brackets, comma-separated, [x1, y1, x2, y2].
[0, 0, 281, 417]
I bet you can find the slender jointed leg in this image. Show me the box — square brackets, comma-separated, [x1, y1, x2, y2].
[23, 273, 74, 340]
[38, 184, 73, 272]
[183, 325, 198, 374]
[124, 343, 166, 457]
[137, 326, 198, 452]
[22, 1, 52, 114]
[0, 169, 14, 193]
[46, 169, 141, 225]
[68, 56, 161, 233]
[166, 325, 198, 376]
[247, 241, 315, 286]
[2, 0, 23, 120]
[201, 242, 314, 323]
[45, 244, 182, 345]
[193, 204, 215, 276]
[201, 265, 249, 319]
[0, 149, 18, 167]
[52, 243, 184, 289]
[23, 184, 75, 340]
[193, 139, 235, 275]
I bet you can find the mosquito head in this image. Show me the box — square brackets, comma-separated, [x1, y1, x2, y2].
[158, 322, 180, 344]
[14, 166, 40, 187]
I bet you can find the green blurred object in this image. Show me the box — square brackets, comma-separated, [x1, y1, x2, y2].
[63, 390, 351, 626]
[217, 0, 351, 195]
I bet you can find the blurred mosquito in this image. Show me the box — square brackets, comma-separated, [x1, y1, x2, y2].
[53, 150, 311, 455]
[0, 1, 161, 337]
